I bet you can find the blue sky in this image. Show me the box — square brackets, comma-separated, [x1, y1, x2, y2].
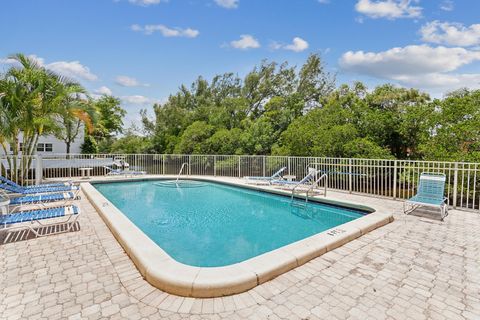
[1, 0, 480, 125]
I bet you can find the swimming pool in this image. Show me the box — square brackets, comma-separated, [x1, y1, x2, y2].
[94, 180, 368, 267]
[85, 178, 392, 297]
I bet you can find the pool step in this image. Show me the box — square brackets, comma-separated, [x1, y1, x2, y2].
[290, 200, 307, 208]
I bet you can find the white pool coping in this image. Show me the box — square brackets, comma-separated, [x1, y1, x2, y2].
[82, 176, 393, 298]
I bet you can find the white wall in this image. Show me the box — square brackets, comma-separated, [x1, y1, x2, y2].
[0, 127, 85, 156]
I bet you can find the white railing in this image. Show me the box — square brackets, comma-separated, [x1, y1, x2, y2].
[1, 153, 479, 212]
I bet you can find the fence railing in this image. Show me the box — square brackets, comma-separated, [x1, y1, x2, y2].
[1, 153, 479, 212]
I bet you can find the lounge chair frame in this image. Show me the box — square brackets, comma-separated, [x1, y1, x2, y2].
[272, 169, 318, 190]
[244, 167, 287, 185]
[403, 173, 449, 221]
[0, 175, 75, 189]
[103, 166, 146, 177]
[1, 205, 80, 242]
[0, 189, 80, 213]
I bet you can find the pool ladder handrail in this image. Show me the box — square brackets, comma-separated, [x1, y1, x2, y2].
[290, 172, 328, 205]
[305, 173, 328, 203]
[290, 170, 318, 202]
[176, 162, 190, 184]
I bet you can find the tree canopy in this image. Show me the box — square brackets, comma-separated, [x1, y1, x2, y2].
[122, 54, 479, 162]
[3, 53, 480, 163]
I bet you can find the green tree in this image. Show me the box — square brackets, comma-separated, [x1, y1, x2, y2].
[274, 84, 394, 158]
[420, 89, 480, 161]
[204, 128, 243, 154]
[240, 118, 276, 155]
[140, 54, 335, 155]
[362, 84, 430, 158]
[88, 96, 126, 153]
[110, 130, 152, 154]
[81, 135, 99, 154]
[296, 53, 336, 110]
[174, 121, 215, 154]
[94, 96, 126, 139]
[344, 138, 394, 159]
[53, 83, 97, 154]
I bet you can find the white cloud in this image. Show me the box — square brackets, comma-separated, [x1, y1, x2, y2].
[131, 24, 199, 38]
[214, 0, 238, 9]
[47, 61, 97, 81]
[269, 42, 282, 50]
[230, 35, 260, 50]
[29, 55, 46, 67]
[393, 73, 480, 90]
[0, 58, 15, 65]
[284, 37, 309, 52]
[270, 37, 309, 52]
[130, 24, 142, 32]
[340, 45, 480, 76]
[0, 54, 97, 82]
[128, 0, 166, 6]
[95, 86, 113, 96]
[420, 21, 480, 47]
[355, 0, 422, 19]
[339, 45, 480, 91]
[0, 54, 45, 67]
[121, 95, 152, 105]
[318, 0, 330, 4]
[439, 0, 454, 11]
[115, 75, 149, 87]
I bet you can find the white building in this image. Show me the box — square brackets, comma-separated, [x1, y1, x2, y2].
[0, 130, 85, 156]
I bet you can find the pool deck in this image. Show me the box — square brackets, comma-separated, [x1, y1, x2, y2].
[1, 175, 480, 319]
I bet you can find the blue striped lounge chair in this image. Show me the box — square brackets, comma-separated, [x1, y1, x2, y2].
[0, 181, 80, 195]
[244, 167, 287, 185]
[0, 175, 74, 190]
[1, 191, 79, 213]
[272, 169, 318, 189]
[0, 205, 80, 241]
[404, 172, 449, 220]
[103, 166, 146, 176]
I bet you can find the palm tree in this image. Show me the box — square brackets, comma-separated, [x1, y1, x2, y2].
[53, 81, 97, 154]
[0, 54, 43, 182]
[0, 53, 96, 184]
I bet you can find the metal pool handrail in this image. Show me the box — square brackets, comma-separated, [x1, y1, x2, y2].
[306, 173, 328, 203]
[176, 162, 190, 184]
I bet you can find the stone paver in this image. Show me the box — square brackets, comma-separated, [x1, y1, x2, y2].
[1, 178, 480, 320]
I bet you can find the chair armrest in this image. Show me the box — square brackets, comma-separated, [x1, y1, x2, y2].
[443, 197, 449, 206]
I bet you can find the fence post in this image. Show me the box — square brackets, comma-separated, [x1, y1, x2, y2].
[162, 154, 165, 175]
[453, 162, 458, 209]
[188, 155, 191, 175]
[348, 158, 352, 194]
[263, 156, 266, 177]
[68, 155, 72, 178]
[35, 155, 43, 185]
[288, 157, 291, 175]
[238, 156, 241, 178]
[214, 155, 217, 177]
[393, 160, 398, 200]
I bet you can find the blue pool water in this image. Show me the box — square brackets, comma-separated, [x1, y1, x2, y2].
[94, 180, 368, 267]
